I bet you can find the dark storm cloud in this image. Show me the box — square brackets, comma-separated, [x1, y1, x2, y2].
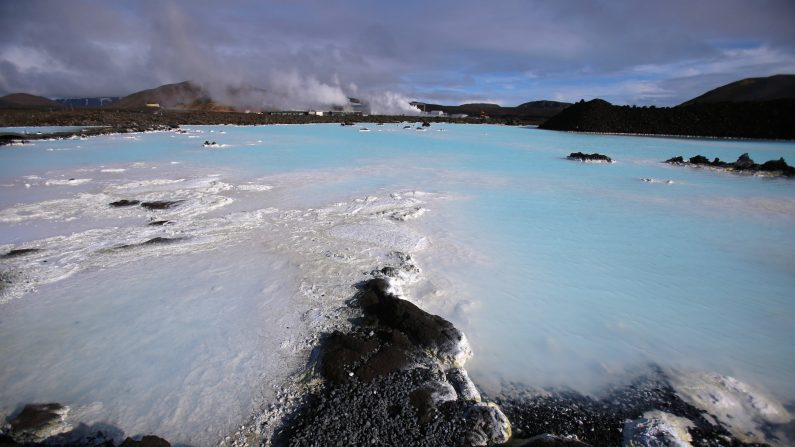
[1, 0, 794, 107]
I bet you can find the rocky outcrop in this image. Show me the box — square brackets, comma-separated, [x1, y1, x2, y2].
[5, 403, 71, 443]
[566, 152, 613, 163]
[665, 152, 795, 177]
[273, 269, 510, 446]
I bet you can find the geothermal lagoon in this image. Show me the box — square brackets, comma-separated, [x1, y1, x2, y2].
[1, 124, 794, 445]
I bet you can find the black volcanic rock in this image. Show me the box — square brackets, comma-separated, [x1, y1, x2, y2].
[734, 153, 756, 170]
[357, 278, 467, 365]
[566, 152, 612, 163]
[140, 200, 183, 210]
[688, 155, 710, 165]
[2, 248, 41, 258]
[665, 153, 795, 177]
[109, 199, 141, 207]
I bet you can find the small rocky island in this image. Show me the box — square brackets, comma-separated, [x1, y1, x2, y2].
[566, 152, 613, 163]
[665, 153, 795, 177]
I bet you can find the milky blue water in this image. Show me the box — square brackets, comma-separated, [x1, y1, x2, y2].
[1, 124, 794, 442]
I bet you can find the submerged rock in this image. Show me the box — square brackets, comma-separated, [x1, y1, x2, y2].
[2, 248, 41, 258]
[147, 220, 172, 226]
[7, 403, 71, 443]
[140, 200, 184, 210]
[109, 199, 141, 207]
[119, 435, 171, 447]
[566, 152, 613, 163]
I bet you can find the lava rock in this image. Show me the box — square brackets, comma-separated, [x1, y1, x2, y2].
[109, 199, 141, 207]
[139, 200, 183, 210]
[147, 220, 172, 226]
[733, 153, 756, 170]
[7, 403, 71, 443]
[1, 248, 41, 258]
[623, 411, 694, 447]
[357, 278, 470, 366]
[664, 156, 684, 164]
[464, 402, 512, 446]
[566, 152, 613, 163]
[688, 155, 710, 165]
[119, 435, 171, 447]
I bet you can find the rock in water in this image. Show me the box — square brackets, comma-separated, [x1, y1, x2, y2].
[733, 153, 756, 170]
[140, 200, 183, 210]
[8, 403, 71, 443]
[357, 278, 471, 367]
[1, 248, 41, 258]
[566, 152, 613, 163]
[119, 435, 171, 447]
[109, 199, 141, 207]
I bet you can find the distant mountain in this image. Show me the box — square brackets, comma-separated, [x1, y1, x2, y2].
[409, 100, 570, 121]
[112, 81, 230, 111]
[0, 93, 63, 109]
[55, 97, 120, 108]
[539, 98, 795, 139]
[680, 74, 795, 106]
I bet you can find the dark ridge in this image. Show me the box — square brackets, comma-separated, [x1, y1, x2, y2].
[139, 200, 184, 210]
[539, 98, 795, 140]
[109, 200, 141, 207]
[665, 153, 795, 177]
[147, 220, 172, 226]
[2, 248, 42, 258]
[0, 93, 63, 109]
[680, 74, 795, 106]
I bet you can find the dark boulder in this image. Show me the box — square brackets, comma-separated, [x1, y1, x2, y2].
[119, 436, 171, 447]
[422, 121, 431, 127]
[109, 199, 141, 207]
[688, 155, 710, 165]
[7, 403, 70, 443]
[733, 152, 756, 170]
[2, 248, 41, 258]
[357, 278, 467, 365]
[140, 200, 183, 210]
[759, 157, 792, 172]
[566, 152, 612, 163]
[147, 220, 172, 226]
[665, 156, 684, 164]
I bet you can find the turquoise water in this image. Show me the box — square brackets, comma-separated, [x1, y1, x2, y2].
[1, 124, 794, 441]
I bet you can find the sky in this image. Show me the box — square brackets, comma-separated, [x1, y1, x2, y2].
[1, 0, 794, 110]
